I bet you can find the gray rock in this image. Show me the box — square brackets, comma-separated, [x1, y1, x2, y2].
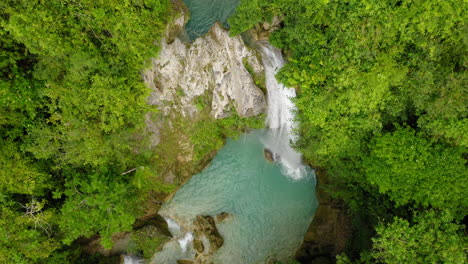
[143, 20, 265, 119]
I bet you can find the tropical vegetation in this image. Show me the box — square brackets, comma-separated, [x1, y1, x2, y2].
[229, 0, 467, 262]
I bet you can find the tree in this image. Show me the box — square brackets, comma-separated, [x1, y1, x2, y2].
[363, 127, 467, 216]
[372, 210, 467, 264]
[57, 171, 140, 249]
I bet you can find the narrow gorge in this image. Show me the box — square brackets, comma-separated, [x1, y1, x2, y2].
[130, 1, 319, 263]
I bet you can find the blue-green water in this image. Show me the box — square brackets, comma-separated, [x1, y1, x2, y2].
[157, 130, 317, 263]
[183, 0, 240, 40]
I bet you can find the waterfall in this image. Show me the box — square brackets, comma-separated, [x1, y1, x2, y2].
[164, 216, 182, 237]
[259, 43, 306, 180]
[152, 217, 196, 263]
[177, 232, 194, 252]
[123, 256, 144, 264]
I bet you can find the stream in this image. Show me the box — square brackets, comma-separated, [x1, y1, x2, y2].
[140, 1, 319, 263]
[150, 42, 318, 263]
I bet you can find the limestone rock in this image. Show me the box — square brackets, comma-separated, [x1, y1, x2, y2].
[193, 239, 205, 253]
[215, 212, 231, 222]
[248, 15, 283, 41]
[193, 215, 224, 253]
[143, 22, 266, 119]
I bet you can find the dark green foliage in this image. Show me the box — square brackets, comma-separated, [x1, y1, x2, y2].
[57, 171, 140, 249]
[128, 226, 169, 259]
[372, 210, 467, 264]
[0, 196, 60, 263]
[0, 0, 172, 262]
[364, 128, 467, 215]
[231, 0, 467, 261]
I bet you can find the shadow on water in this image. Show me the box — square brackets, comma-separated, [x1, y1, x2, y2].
[182, 0, 241, 41]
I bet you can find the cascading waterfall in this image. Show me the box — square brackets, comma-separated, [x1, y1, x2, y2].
[150, 43, 317, 264]
[123, 255, 144, 264]
[151, 217, 195, 263]
[164, 216, 182, 236]
[259, 43, 306, 180]
[178, 233, 194, 252]
[163, 216, 194, 252]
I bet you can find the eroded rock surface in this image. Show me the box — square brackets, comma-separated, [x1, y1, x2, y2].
[295, 168, 352, 264]
[143, 20, 266, 119]
[193, 215, 224, 253]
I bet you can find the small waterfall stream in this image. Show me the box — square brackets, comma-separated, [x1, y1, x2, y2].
[150, 41, 317, 264]
[123, 255, 144, 264]
[259, 43, 306, 180]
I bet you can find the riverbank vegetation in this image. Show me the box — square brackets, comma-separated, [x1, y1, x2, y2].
[230, 0, 467, 262]
[0, 0, 174, 262]
[1, 1, 266, 262]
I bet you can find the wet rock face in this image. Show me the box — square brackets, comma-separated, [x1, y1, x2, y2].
[176, 259, 194, 264]
[295, 169, 352, 264]
[82, 232, 131, 257]
[143, 17, 266, 119]
[193, 215, 224, 253]
[133, 213, 172, 238]
[247, 15, 283, 41]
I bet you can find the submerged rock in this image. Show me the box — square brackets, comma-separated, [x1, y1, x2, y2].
[176, 260, 194, 264]
[193, 239, 205, 253]
[193, 215, 224, 253]
[143, 18, 266, 119]
[264, 148, 274, 162]
[215, 212, 231, 222]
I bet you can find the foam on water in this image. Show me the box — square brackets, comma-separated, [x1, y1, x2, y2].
[178, 233, 194, 252]
[123, 256, 144, 264]
[259, 43, 307, 180]
[153, 130, 317, 263]
[164, 216, 182, 237]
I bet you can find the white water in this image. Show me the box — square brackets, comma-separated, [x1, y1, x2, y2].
[151, 217, 196, 263]
[164, 216, 182, 237]
[259, 43, 306, 180]
[150, 42, 315, 263]
[177, 232, 194, 252]
[123, 255, 144, 264]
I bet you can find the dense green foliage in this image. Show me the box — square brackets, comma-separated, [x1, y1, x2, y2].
[230, 0, 467, 262]
[372, 210, 467, 264]
[364, 128, 467, 214]
[0, 0, 173, 262]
